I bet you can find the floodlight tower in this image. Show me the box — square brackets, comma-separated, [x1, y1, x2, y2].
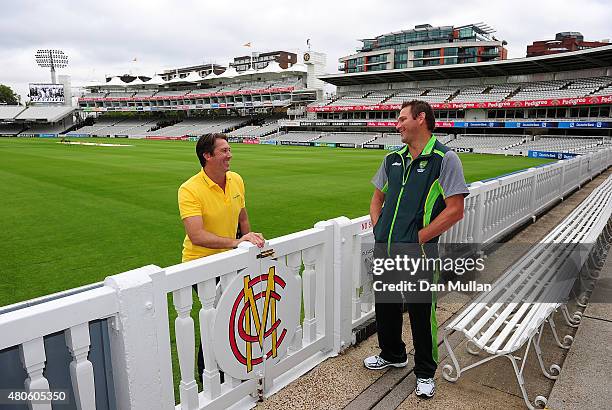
[35, 49, 69, 84]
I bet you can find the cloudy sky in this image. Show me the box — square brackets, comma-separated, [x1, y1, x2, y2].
[1, 0, 610, 101]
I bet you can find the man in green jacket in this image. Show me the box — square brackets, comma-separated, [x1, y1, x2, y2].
[364, 100, 469, 399]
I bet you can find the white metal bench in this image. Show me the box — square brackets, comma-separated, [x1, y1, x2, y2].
[442, 174, 612, 409]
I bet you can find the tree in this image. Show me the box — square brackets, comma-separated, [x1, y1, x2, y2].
[0, 84, 19, 105]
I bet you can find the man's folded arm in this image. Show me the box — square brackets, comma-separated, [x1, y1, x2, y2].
[183, 215, 239, 249]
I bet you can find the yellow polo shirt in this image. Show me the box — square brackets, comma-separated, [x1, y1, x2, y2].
[178, 169, 246, 262]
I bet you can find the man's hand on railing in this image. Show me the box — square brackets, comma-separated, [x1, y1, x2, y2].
[237, 232, 265, 248]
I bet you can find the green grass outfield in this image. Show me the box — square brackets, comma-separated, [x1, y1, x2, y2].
[0, 137, 552, 306]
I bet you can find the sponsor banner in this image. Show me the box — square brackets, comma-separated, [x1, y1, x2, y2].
[528, 150, 579, 160]
[306, 95, 612, 113]
[300, 121, 334, 127]
[313, 142, 337, 148]
[363, 144, 385, 149]
[211, 103, 219, 108]
[367, 121, 396, 127]
[278, 120, 301, 127]
[68, 134, 89, 138]
[145, 136, 189, 140]
[280, 140, 310, 146]
[337, 143, 356, 148]
[450, 147, 474, 153]
[228, 137, 242, 143]
[297, 121, 369, 127]
[243, 138, 260, 144]
[558, 121, 609, 129]
[505, 121, 553, 128]
[261, 140, 277, 145]
[38, 134, 57, 138]
[0, 134, 14, 137]
[452, 121, 503, 128]
[436, 121, 455, 128]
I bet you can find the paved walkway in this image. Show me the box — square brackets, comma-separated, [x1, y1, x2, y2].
[547, 247, 612, 409]
[257, 169, 612, 410]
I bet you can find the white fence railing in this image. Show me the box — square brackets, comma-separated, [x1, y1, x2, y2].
[1, 148, 611, 410]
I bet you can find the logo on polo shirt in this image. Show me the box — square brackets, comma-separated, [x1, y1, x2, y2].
[391, 162, 401, 166]
[417, 160, 428, 173]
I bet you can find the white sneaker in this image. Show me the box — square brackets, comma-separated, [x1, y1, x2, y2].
[415, 377, 435, 398]
[363, 355, 408, 370]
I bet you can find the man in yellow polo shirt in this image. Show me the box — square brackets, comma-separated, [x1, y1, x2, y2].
[179, 133, 264, 262]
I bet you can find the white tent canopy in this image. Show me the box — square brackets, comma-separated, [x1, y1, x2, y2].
[217, 66, 239, 79]
[127, 77, 145, 86]
[182, 71, 205, 83]
[105, 76, 128, 87]
[165, 74, 190, 84]
[238, 67, 257, 78]
[202, 71, 220, 80]
[145, 74, 166, 86]
[257, 61, 283, 74]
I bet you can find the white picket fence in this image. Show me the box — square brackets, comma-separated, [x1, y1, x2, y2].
[1, 148, 611, 410]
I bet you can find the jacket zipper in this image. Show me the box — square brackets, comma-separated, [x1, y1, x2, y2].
[387, 153, 412, 255]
